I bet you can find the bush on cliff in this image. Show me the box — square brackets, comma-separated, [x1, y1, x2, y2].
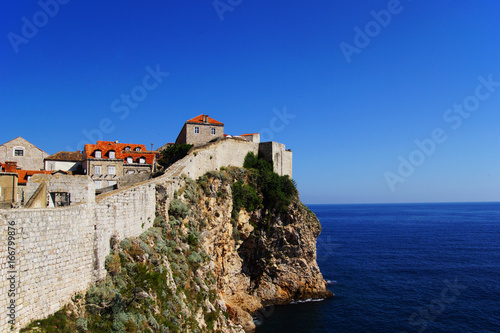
[238, 152, 297, 216]
[158, 144, 193, 169]
[231, 181, 261, 219]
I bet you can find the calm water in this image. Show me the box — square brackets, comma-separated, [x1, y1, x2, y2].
[255, 203, 500, 333]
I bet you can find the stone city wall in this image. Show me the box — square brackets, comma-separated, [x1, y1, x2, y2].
[0, 137, 291, 331]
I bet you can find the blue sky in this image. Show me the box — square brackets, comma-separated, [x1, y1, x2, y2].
[1, 0, 500, 204]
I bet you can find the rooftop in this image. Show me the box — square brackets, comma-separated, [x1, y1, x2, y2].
[45, 151, 86, 162]
[84, 141, 155, 164]
[186, 114, 224, 125]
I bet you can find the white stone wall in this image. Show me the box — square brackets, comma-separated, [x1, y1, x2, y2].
[94, 183, 156, 280]
[0, 181, 155, 332]
[0, 205, 94, 332]
[0, 137, 291, 332]
[25, 174, 95, 206]
[258, 141, 293, 177]
[186, 139, 259, 180]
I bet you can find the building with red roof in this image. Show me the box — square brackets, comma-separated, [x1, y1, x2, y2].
[175, 114, 224, 146]
[83, 141, 156, 189]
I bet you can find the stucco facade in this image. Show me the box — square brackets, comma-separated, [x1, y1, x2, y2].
[0, 137, 48, 171]
[44, 151, 85, 173]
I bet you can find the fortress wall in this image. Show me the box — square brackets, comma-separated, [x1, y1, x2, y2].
[0, 138, 291, 332]
[0, 182, 156, 331]
[0, 204, 95, 332]
[258, 141, 292, 177]
[188, 139, 259, 179]
[94, 183, 156, 280]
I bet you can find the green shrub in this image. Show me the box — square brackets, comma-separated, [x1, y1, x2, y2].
[119, 238, 132, 251]
[158, 144, 193, 168]
[240, 151, 298, 216]
[105, 253, 122, 276]
[231, 181, 261, 219]
[153, 216, 166, 228]
[169, 199, 189, 218]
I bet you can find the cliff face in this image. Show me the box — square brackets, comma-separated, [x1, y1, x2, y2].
[173, 168, 332, 331]
[21, 167, 331, 332]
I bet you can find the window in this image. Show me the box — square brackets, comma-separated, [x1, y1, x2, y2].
[108, 166, 115, 175]
[194, 127, 199, 134]
[94, 166, 102, 175]
[14, 149, 24, 156]
[211, 128, 216, 135]
[126, 157, 133, 164]
[139, 157, 146, 164]
[109, 151, 115, 159]
[127, 170, 135, 174]
[95, 150, 102, 158]
[134, 147, 141, 151]
[95, 180, 102, 189]
[50, 192, 70, 207]
[124, 146, 131, 151]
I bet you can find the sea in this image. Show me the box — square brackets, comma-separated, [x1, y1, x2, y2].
[255, 202, 500, 333]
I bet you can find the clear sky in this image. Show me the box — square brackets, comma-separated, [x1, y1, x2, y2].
[1, 1, 500, 204]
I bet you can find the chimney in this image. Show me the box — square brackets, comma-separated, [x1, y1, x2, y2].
[115, 140, 119, 143]
[204, 115, 209, 123]
[5, 161, 17, 173]
[151, 143, 154, 151]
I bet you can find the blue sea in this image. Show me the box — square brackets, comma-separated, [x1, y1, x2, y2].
[255, 203, 500, 333]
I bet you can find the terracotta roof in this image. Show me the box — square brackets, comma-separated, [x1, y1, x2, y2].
[186, 114, 224, 125]
[15, 170, 52, 185]
[239, 133, 259, 136]
[84, 141, 155, 165]
[45, 151, 85, 162]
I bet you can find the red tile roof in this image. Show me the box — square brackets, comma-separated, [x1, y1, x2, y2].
[239, 133, 259, 136]
[186, 114, 224, 125]
[16, 170, 52, 185]
[84, 141, 155, 164]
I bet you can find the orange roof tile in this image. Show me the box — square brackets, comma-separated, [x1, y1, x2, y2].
[84, 141, 156, 164]
[186, 114, 224, 125]
[15, 170, 52, 185]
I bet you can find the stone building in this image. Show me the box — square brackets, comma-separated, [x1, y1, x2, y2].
[0, 164, 18, 208]
[24, 174, 95, 208]
[0, 137, 48, 170]
[0, 161, 52, 204]
[44, 151, 86, 173]
[258, 141, 293, 178]
[175, 114, 224, 146]
[84, 141, 156, 189]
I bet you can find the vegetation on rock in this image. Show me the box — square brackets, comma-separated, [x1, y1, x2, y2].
[21, 157, 329, 333]
[157, 144, 193, 169]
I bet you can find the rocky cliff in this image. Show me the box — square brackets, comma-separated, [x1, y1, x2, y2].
[187, 168, 332, 331]
[21, 166, 331, 332]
